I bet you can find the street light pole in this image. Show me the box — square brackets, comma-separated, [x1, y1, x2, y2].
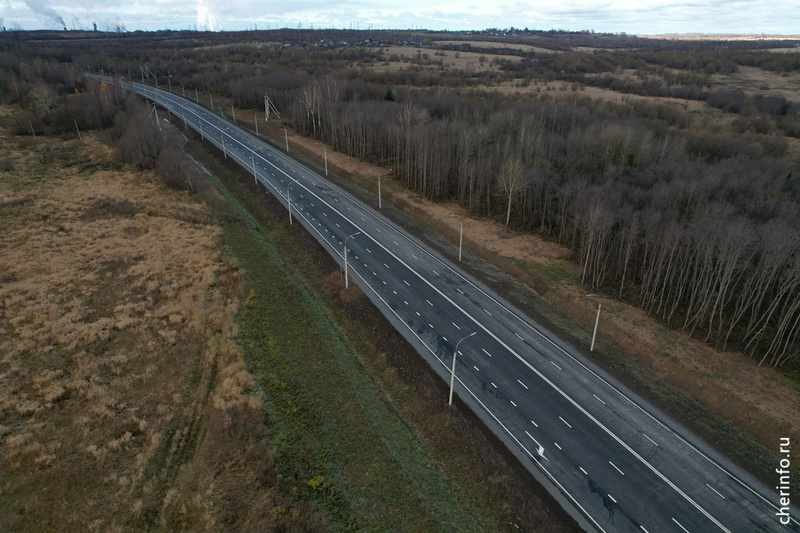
[449, 331, 477, 405]
[324, 146, 328, 176]
[378, 175, 382, 209]
[586, 294, 602, 352]
[287, 184, 293, 224]
[450, 214, 464, 262]
[344, 231, 362, 288]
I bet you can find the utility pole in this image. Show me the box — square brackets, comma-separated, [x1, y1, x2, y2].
[74, 120, 81, 140]
[195, 87, 199, 103]
[284, 127, 289, 153]
[449, 332, 477, 405]
[231, 104, 236, 124]
[378, 175, 382, 209]
[252, 154, 257, 183]
[586, 294, 602, 352]
[287, 185, 293, 224]
[450, 214, 464, 262]
[324, 146, 328, 175]
[255, 113, 258, 136]
[222, 134, 226, 158]
[344, 231, 362, 288]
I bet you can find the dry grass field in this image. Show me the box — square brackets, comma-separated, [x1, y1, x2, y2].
[0, 115, 289, 531]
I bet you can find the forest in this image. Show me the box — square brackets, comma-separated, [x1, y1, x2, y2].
[2, 28, 799, 368]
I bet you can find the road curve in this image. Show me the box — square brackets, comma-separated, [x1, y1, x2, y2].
[94, 74, 799, 533]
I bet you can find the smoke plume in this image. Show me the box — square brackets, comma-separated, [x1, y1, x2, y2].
[24, 0, 65, 28]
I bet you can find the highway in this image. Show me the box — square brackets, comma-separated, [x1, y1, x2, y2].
[96, 74, 798, 532]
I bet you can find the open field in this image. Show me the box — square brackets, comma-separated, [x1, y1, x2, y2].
[0, 121, 262, 530]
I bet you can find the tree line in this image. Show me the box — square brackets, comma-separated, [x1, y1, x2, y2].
[287, 77, 800, 367]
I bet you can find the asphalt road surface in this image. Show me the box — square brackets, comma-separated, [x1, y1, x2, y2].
[95, 74, 799, 533]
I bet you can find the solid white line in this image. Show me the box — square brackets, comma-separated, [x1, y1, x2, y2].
[518, 379, 528, 390]
[672, 518, 690, 533]
[643, 434, 659, 447]
[550, 361, 562, 370]
[559, 416, 572, 429]
[609, 461, 625, 476]
[706, 484, 726, 499]
[593, 394, 606, 405]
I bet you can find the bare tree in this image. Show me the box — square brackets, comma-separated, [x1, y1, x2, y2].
[497, 156, 524, 230]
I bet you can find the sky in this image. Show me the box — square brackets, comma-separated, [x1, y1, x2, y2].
[0, 0, 796, 36]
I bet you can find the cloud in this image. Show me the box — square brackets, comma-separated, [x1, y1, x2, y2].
[24, 0, 65, 28]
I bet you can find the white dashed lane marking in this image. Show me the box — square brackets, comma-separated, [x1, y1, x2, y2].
[482, 348, 492, 358]
[517, 380, 528, 390]
[550, 361, 562, 370]
[706, 484, 725, 499]
[609, 461, 625, 476]
[593, 394, 606, 405]
[559, 416, 572, 429]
